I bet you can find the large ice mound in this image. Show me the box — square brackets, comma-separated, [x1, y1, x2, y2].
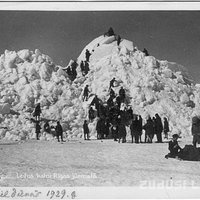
[0, 34, 199, 141]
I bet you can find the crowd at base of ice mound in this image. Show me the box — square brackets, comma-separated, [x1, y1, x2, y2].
[1, 32, 200, 142]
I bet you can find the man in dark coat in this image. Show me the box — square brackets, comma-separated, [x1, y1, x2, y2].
[55, 121, 64, 142]
[111, 125, 118, 141]
[155, 113, 163, 143]
[130, 116, 139, 143]
[85, 49, 91, 62]
[116, 96, 121, 109]
[96, 118, 104, 139]
[191, 116, 200, 147]
[88, 107, 95, 122]
[127, 106, 133, 120]
[107, 96, 114, 109]
[109, 77, 116, 90]
[116, 35, 121, 46]
[83, 120, 89, 140]
[34, 103, 42, 121]
[44, 121, 51, 134]
[83, 85, 89, 101]
[84, 61, 90, 75]
[163, 117, 169, 139]
[138, 115, 143, 143]
[110, 88, 115, 98]
[35, 121, 41, 140]
[80, 60, 85, 75]
[119, 86, 126, 102]
[118, 121, 127, 143]
[143, 48, 149, 56]
[143, 117, 154, 143]
[165, 134, 182, 159]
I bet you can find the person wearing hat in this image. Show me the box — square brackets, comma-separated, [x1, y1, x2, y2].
[165, 134, 182, 159]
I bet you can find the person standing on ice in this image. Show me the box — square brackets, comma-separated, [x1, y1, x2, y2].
[84, 61, 90, 75]
[88, 107, 95, 122]
[35, 121, 41, 140]
[109, 77, 116, 90]
[83, 120, 89, 140]
[119, 86, 126, 102]
[138, 115, 143, 143]
[85, 49, 91, 62]
[80, 60, 85, 75]
[163, 117, 169, 139]
[130, 115, 139, 143]
[191, 115, 200, 147]
[143, 48, 149, 56]
[143, 116, 154, 143]
[155, 113, 163, 143]
[55, 121, 64, 142]
[116, 35, 121, 46]
[83, 85, 89, 101]
[33, 103, 42, 121]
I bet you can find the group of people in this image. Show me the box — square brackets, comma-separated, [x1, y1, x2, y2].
[33, 103, 64, 142]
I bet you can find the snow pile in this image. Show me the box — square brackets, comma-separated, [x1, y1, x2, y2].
[0, 34, 199, 141]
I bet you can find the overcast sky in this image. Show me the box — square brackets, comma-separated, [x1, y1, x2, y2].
[0, 10, 200, 82]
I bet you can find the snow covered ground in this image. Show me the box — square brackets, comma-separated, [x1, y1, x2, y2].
[0, 136, 199, 187]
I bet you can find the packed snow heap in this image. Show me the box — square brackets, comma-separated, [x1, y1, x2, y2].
[0, 31, 200, 141]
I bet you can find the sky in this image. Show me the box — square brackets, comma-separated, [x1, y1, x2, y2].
[0, 10, 200, 82]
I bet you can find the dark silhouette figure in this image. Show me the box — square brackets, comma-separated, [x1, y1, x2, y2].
[80, 60, 84, 75]
[44, 121, 51, 134]
[83, 120, 89, 140]
[127, 106, 133, 120]
[118, 121, 127, 143]
[116, 96, 121, 109]
[163, 117, 169, 139]
[191, 116, 200, 147]
[116, 35, 121, 46]
[107, 96, 114, 109]
[107, 27, 115, 36]
[130, 116, 139, 143]
[35, 121, 41, 140]
[55, 121, 64, 142]
[143, 117, 154, 143]
[88, 107, 95, 122]
[83, 85, 89, 101]
[33, 103, 42, 121]
[111, 125, 118, 141]
[85, 49, 91, 62]
[165, 134, 182, 159]
[96, 118, 104, 139]
[110, 88, 115, 98]
[155, 113, 163, 143]
[84, 61, 90, 75]
[138, 115, 143, 143]
[143, 48, 149, 56]
[119, 86, 126, 102]
[109, 77, 116, 90]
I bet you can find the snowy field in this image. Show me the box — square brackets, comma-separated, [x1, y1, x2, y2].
[0, 136, 199, 187]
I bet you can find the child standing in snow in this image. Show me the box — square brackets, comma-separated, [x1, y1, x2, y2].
[165, 134, 182, 159]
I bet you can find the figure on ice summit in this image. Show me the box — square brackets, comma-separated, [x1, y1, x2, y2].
[85, 49, 91, 62]
[33, 103, 42, 121]
[83, 85, 90, 101]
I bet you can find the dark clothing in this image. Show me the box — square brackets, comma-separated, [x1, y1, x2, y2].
[165, 140, 182, 158]
[110, 88, 115, 98]
[109, 78, 116, 89]
[130, 119, 139, 143]
[164, 118, 169, 139]
[44, 122, 51, 133]
[116, 96, 121, 109]
[34, 104, 41, 121]
[84, 61, 90, 75]
[155, 114, 163, 143]
[111, 126, 118, 141]
[83, 122, 89, 140]
[88, 107, 95, 121]
[119, 88, 125, 102]
[192, 116, 200, 147]
[85, 50, 91, 62]
[143, 118, 154, 143]
[118, 123, 127, 143]
[55, 124, 63, 142]
[117, 35, 121, 46]
[107, 97, 114, 108]
[127, 108, 133, 120]
[83, 86, 89, 101]
[96, 119, 104, 139]
[179, 145, 200, 161]
[35, 123, 41, 140]
[143, 48, 149, 56]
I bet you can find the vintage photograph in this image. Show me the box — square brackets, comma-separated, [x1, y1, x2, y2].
[0, 1, 200, 198]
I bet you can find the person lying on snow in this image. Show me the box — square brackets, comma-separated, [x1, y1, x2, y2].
[165, 134, 182, 159]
